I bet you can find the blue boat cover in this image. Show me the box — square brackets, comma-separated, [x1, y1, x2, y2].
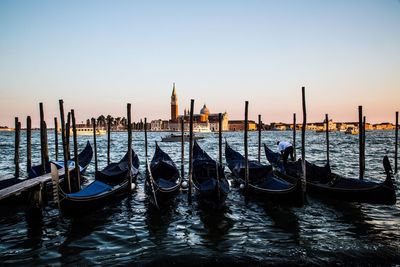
[67, 181, 112, 197]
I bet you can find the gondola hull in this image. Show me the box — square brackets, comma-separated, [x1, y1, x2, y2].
[225, 142, 303, 206]
[55, 149, 139, 215]
[264, 144, 396, 205]
[305, 177, 396, 205]
[145, 180, 180, 207]
[193, 177, 229, 208]
[192, 141, 230, 208]
[60, 181, 130, 215]
[146, 143, 182, 208]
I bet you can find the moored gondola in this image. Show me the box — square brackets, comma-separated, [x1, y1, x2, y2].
[264, 144, 396, 205]
[145, 143, 181, 207]
[225, 142, 303, 206]
[0, 141, 93, 203]
[53, 149, 139, 215]
[29, 141, 93, 178]
[192, 141, 230, 208]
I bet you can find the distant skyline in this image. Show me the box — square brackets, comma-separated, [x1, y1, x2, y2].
[0, 0, 399, 128]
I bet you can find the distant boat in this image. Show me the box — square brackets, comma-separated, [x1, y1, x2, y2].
[344, 127, 358, 135]
[193, 124, 211, 133]
[161, 134, 204, 142]
[69, 127, 106, 136]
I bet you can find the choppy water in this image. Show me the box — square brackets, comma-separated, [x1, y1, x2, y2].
[0, 130, 399, 266]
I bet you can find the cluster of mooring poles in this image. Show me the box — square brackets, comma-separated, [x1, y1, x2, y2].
[3, 88, 399, 212]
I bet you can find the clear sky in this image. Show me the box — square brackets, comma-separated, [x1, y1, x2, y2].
[0, 0, 399, 127]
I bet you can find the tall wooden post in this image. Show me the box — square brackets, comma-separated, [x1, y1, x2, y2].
[188, 99, 194, 204]
[66, 112, 71, 160]
[301, 87, 307, 191]
[258, 114, 261, 163]
[27, 116, 32, 173]
[358, 106, 364, 180]
[107, 116, 111, 165]
[395, 111, 398, 174]
[293, 113, 296, 161]
[59, 100, 71, 193]
[325, 114, 330, 166]
[244, 101, 249, 192]
[71, 109, 80, 191]
[144, 118, 148, 160]
[219, 113, 223, 165]
[43, 121, 49, 166]
[180, 117, 185, 179]
[92, 118, 98, 173]
[362, 115, 366, 175]
[14, 117, 20, 177]
[39, 103, 46, 174]
[54, 117, 58, 161]
[127, 103, 133, 193]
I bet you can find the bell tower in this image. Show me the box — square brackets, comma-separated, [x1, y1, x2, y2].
[171, 83, 178, 122]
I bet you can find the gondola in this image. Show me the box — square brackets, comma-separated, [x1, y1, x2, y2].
[53, 149, 140, 215]
[225, 142, 303, 206]
[264, 144, 396, 205]
[0, 141, 93, 197]
[29, 141, 93, 178]
[145, 143, 181, 207]
[192, 140, 230, 207]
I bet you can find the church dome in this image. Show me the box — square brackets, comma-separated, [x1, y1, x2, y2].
[200, 104, 210, 115]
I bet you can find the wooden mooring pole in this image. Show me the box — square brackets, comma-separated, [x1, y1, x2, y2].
[66, 112, 71, 160]
[188, 99, 194, 204]
[71, 109, 80, 191]
[127, 103, 133, 193]
[27, 116, 32, 173]
[325, 114, 330, 166]
[107, 116, 111, 165]
[258, 114, 261, 163]
[14, 117, 20, 177]
[54, 117, 58, 161]
[244, 101, 249, 193]
[219, 113, 223, 165]
[39, 103, 48, 174]
[59, 100, 71, 193]
[301, 87, 307, 192]
[181, 117, 184, 179]
[293, 113, 296, 161]
[144, 118, 148, 160]
[363, 115, 366, 175]
[358, 106, 364, 180]
[395, 111, 398, 174]
[92, 118, 98, 173]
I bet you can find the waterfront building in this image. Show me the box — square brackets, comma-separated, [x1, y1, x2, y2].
[228, 120, 257, 131]
[160, 84, 229, 132]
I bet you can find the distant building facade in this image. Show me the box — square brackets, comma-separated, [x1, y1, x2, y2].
[228, 120, 257, 131]
[150, 84, 229, 131]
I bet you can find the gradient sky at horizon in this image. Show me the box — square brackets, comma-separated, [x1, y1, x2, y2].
[0, 0, 399, 127]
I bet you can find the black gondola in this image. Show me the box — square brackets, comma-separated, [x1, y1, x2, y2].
[0, 141, 93, 193]
[225, 142, 303, 206]
[145, 143, 181, 207]
[264, 144, 396, 205]
[192, 141, 230, 207]
[54, 149, 140, 215]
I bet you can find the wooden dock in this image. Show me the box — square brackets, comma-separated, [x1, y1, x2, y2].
[0, 168, 65, 201]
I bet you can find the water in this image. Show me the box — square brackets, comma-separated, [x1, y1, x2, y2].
[0, 130, 399, 265]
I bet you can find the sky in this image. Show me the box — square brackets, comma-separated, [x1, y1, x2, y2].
[0, 0, 399, 127]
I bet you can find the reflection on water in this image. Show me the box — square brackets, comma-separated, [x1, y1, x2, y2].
[0, 130, 399, 265]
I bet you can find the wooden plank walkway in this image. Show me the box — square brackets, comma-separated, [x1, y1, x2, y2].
[0, 168, 65, 201]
